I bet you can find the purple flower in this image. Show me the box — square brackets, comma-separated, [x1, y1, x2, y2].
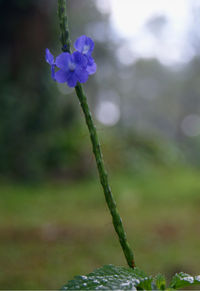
[45, 48, 55, 80]
[45, 36, 96, 87]
[74, 35, 94, 56]
[55, 51, 89, 87]
[74, 35, 97, 75]
[86, 56, 97, 75]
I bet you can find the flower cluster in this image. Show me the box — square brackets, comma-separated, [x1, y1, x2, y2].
[45, 36, 96, 88]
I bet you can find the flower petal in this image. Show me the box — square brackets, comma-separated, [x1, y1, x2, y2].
[54, 69, 69, 83]
[75, 67, 89, 83]
[72, 51, 87, 68]
[74, 35, 87, 52]
[66, 73, 78, 87]
[74, 35, 94, 56]
[55, 52, 71, 70]
[45, 48, 54, 65]
[87, 62, 97, 75]
[51, 64, 56, 80]
[86, 56, 97, 75]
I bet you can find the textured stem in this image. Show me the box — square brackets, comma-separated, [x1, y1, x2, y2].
[75, 84, 135, 268]
[58, 0, 71, 52]
[57, 0, 135, 268]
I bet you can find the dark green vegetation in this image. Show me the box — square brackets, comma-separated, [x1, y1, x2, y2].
[1, 167, 200, 289]
[61, 265, 200, 290]
[1, 0, 200, 181]
[1, 1, 200, 289]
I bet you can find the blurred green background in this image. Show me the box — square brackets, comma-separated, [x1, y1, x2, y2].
[0, 0, 200, 289]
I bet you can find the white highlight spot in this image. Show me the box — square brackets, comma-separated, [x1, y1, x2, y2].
[96, 101, 120, 126]
[195, 275, 200, 282]
[182, 276, 194, 284]
[181, 114, 200, 137]
[83, 45, 90, 54]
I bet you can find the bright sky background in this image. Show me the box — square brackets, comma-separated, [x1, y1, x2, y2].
[94, 0, 200, 128]
[96, 0, 199, 66]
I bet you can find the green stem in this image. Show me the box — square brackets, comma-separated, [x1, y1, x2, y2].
[57, 0, 135, 269]
[75, 84, 135, 268]
[58, 0, 71, 52]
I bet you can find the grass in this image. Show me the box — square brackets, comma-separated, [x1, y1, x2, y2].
[0, 166, 200, 289]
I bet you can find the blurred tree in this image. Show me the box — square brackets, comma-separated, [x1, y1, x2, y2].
[1, 0, 200, 181]
[0, 0, 82, 179]
[0, 0, 116, 180]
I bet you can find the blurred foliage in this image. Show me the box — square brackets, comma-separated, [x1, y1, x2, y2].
[1, 0, 200, 181]
[0, 2, 200, 289]
[1, 166, 200, 289]
[0, 0, 86, 180]
[0, 0, 168, 180]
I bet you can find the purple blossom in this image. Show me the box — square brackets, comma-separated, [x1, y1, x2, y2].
[74, 35, 94, 56]
[74, 35, 97, 75]
[86, 56, 97, 75]
[45, 35, 96, 87]
[45, 48, 55, 80]
[55, 51, 89, 87]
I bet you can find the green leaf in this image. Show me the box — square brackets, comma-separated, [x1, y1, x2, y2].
[154, 274, 166, 290]
[170, 272, 200, 289]
[61, 265, 153, 290]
